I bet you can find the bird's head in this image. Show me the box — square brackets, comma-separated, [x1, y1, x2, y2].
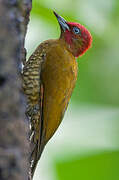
[54, 11, 92, 57]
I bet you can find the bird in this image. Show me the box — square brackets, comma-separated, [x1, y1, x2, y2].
[22, 11, 92, 179]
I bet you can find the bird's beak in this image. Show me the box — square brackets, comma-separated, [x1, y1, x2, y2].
[53, 11, 70, 32]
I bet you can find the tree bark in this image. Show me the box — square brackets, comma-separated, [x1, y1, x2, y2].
[0, 0, 32, 180]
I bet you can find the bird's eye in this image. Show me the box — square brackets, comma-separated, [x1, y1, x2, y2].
[73, 27, 81, 34]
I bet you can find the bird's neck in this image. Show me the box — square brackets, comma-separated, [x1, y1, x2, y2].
[59, 35, 79, 58]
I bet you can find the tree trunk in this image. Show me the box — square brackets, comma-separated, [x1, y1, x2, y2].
[0, 1, 32, 180]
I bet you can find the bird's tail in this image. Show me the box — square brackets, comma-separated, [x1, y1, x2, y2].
[30, 141, 45, 179]
[26, 103, 45, 179]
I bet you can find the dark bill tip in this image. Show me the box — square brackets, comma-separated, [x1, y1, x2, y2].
[53, 11, 59, 19]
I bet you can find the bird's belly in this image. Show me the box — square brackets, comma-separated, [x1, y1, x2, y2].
[42, 56, 77, 143]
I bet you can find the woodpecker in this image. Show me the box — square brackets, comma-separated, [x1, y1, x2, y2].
[22, 11, 92, 178]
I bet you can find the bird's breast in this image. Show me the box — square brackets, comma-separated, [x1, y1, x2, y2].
[41, 41, 78, 143]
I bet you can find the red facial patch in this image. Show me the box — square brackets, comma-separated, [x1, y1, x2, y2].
[63, 22, 92, 57]
[64, 30, 73, 45]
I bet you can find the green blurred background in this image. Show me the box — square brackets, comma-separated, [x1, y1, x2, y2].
[25, 0, 119, 179]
